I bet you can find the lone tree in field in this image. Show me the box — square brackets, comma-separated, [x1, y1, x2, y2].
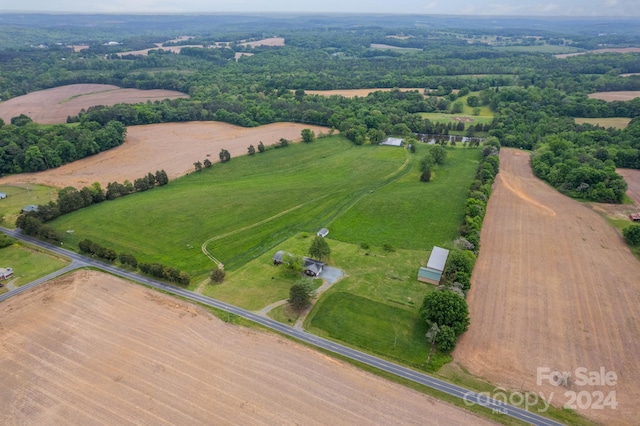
[420, 153, 434, 182]
[219, 149, 231, 163]
[288, 278, 315, 311]
[301, 128, 315, 143]
[193, 161, 202, 172]
[429, 145, 447, 165]
[308, 236, 330, 261]
[420, 290, 470, 337]
[248, 144, 256, 155]
[210, 267, 225, 283]
[623, 224, 640, 245]
[258, 141, 265, 153]
[203, 158, 212, 168]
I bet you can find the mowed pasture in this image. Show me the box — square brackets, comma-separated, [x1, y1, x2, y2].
[0, 270, 495, 426]
[48, 138, 480, 288]
[454, 148, 640, 426]
[0, 84, 188, 124]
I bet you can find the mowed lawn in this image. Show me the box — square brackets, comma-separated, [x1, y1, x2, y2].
[0, 243, 69, 294]
[330, 147, 481, 249]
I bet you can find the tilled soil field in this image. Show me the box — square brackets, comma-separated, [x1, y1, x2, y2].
[454, 148, 640, 425]
[0, 270, 495, 426]
[0, 121, 329, 189]
[0, 84, 188, 124]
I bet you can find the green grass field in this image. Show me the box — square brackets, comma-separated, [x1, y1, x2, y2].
[0, 242, 70, 294]
[49, 136, 480, 288]
[0, 183, 57, 228]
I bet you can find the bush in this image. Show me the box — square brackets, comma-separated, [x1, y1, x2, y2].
[436, 324, 457, 353]
[210, 267, 226, 283]
[623, 224, 640, 245]
[0, 234, 16, 248]
[420, 290, 470, 337]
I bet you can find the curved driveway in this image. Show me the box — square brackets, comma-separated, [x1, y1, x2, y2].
[0, 227, 563, 426]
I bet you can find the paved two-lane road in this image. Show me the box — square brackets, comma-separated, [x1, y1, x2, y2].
[0, 227, 565, 426]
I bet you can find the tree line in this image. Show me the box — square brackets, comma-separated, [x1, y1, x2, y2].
[0, 117, 126, 176]
[419, 139, 500, 355]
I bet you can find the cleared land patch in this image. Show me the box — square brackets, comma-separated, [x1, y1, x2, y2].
[618, 169, 640, 205]
[587, 91, 640, 101]
[574, 117, 631, 129]
[454, 148, 640, 426]
[0, 84, 188, 124]
[305, 88, 424, 98]
[555, 47, 640, 58]
[0, 121, 329, 189]
[0, 270, 495, 426]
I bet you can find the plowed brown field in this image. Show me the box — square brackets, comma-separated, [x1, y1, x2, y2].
[587, 91, 640, 101]
[0, 122, 329, 189]
[0, 270, 495, 426]
[454, 148, 640, 425]
[0, 84, 188, 124]
[305, 88, 424, 98]
[618, 169, 640, 205]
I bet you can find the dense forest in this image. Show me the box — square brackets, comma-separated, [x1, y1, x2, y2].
[0, 13, 639, 201]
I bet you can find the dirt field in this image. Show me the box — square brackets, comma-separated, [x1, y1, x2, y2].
[574, 117, 631, 129]
[454, 148, 640, 425]
[587, 91, 640, 101]
[555, 47, 640, 58]
[117, 45, 205, 57]
[239, 37, 285, 47]
[618, 169, 640, 206]
[0, 84, 188, 124]
[305, 88, 424, 98]
[0, 270, 494, 426]
[0, 122, 329, 189]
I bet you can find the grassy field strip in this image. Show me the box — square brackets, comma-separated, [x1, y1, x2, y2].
[201, 193, 333, 268]
[326, 150, 413, 228]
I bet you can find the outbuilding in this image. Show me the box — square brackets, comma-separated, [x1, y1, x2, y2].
[379, 137, 405, 147]
[0, 267, 14, 280]
[317, 228, 329, 238]
[417, 246, 449, 285]
[0, 192, 7, 199]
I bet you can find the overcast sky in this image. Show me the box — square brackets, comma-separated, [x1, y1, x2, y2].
[3, 0, 640, 17]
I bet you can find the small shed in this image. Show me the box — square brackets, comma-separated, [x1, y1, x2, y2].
[417, 246, 449, 285]
[273, 250, 286, 265]
[317, 228, 329, 238]
[379, 137, 404, 147]
[0, 192, 7, 199]
[630, 213, 640, 222]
